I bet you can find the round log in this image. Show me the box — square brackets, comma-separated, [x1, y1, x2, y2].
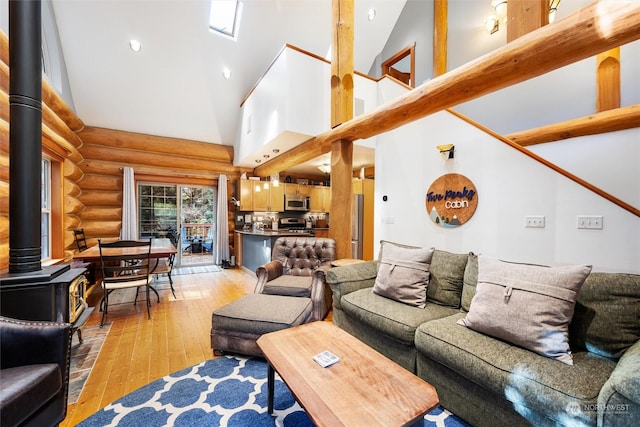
[78, 126, 233, 163]
[79, 174, 122, 192]
[65, 196, 85, 215]
[64, 159, 84, 182]
[81, 206, 122, 221]
[78, 191, 122, 207]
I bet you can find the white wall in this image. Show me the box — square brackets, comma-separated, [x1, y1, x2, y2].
[236, 46, 381, 166]
[374, 107, 639, 274]
[235, 47, 331, 166]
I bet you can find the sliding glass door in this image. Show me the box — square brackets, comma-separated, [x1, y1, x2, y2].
[138, 183, 217, 267]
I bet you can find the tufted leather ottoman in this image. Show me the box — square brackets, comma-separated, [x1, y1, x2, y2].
[211, 293, 313, 356]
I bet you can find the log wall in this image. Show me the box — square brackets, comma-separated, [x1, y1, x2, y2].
[76, 126, 249, 254]
[1, 30, 86, 269]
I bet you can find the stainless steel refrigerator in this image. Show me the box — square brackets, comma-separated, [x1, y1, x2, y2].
[351, 194, 364, 259]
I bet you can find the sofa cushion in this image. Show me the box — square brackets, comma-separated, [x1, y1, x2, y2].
[426, 250, 469, 308]
[461, 252, 478, 312]
[416, 313, 616, 426]
[458, 256, 591, 365]
[342, 288, 458, 345]
[373, 244, 434, 308]
[263, 275, 311, 297]
[0, 364, 61, 427]
[570, 272, 640, 360]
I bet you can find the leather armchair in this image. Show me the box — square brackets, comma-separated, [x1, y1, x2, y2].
[0, 316, 72, 427]
[255, 237, 336, 321]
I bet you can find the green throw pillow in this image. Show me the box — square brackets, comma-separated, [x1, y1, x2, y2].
[426, 250, 468, 308]
[569, 272, 640, 360]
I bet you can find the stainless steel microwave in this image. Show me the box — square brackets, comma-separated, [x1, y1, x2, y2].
[284, 194, 310, 211]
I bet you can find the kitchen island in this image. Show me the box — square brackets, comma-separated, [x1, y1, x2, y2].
[234, 230, 312, 274]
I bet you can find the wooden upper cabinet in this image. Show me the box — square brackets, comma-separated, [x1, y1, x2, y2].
[284, 183, 310, 196]
[253, 185, 268, 211]
[268, 184, 284, 212]
[309, 186, 331, 212]
[239, 180, 253, 211]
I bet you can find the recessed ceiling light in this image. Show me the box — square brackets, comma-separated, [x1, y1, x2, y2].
[129, 39, 142, 52]
[223, 68, 232, 79]
[367, 8, 376, 21]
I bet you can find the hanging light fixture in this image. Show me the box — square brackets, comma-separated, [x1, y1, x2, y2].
[318, 164, 331, 174]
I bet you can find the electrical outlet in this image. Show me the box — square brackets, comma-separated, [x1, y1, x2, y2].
[525, 215, 545, 228]
[577, 215, 603, 229]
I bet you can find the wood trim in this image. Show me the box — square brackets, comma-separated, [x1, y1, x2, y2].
[506, 104, 640, 146]
[449, 108, 640, 217]
[136, 174, 217, 187]
[381, 44, 415, 88]
[596, 48, 621, 112]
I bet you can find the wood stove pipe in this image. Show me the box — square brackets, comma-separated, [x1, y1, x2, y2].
[8, 0, 43, 273]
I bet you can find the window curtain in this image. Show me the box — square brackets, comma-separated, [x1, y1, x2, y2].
[216, 174, 230, 265]
[120, 167, 138, 240]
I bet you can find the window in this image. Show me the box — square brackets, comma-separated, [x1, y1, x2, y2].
[41, 158, 51, 260]
[209, 0, 242, 40]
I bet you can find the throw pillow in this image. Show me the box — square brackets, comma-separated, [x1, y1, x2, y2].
[569, 272, 640, 360]
[425, 250, 469, 308]
[457, 255, 592, 365]
[461, 252, 478, 312]
[372, 243, 434, 308]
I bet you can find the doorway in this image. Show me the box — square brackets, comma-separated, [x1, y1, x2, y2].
[138, 183, 217, 267]
[381, 44, 416, 87]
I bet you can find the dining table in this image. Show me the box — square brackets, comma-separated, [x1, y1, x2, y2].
[73, 238, 177, 273]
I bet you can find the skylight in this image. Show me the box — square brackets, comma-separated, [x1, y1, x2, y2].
[209, 0, 242, 40]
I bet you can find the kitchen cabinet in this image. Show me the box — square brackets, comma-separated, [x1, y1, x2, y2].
[309, 185, 331, 212]
[284, 183, 310, 196]
[239, 180, 254, 211]
[268, 184, 284, 212]
[252, 185, 268, 211]
[239, 180, 284, 212]
[314, 228, 329, 238]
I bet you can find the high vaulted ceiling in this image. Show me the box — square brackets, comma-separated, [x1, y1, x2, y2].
[49, 0, 407, 174]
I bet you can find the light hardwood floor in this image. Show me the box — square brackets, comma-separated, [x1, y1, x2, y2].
[61, 267, 257, 426]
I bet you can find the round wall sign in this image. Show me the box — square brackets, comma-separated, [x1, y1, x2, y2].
[425, 173, 478, 228]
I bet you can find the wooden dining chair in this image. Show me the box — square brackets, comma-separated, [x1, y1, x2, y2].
[153, 251, 176, 298]
[98, 239, 157, 326]
[72, 228, 95, 285]
[73, 228, 89, 252]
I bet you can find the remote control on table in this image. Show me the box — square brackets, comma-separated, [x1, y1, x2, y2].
[313, 350, 340, 368]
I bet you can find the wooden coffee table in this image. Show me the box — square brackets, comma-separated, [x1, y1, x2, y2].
[256, 321, 439, 427]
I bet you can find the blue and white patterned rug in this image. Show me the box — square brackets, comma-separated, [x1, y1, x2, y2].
[78, 356, 468, 426]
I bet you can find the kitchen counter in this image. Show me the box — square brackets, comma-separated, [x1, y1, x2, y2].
[235, 230, 313, 237]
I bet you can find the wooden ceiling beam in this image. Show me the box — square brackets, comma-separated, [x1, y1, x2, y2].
[506, 104, 640, 146]
[254, 1, 640, 177]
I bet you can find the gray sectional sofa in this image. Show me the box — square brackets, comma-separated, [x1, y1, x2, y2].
[325, 242, 639, 427]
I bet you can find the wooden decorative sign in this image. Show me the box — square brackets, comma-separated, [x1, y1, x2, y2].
[425, 174, 478, 227]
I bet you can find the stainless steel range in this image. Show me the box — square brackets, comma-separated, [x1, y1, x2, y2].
[279, 218, 314, 234]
